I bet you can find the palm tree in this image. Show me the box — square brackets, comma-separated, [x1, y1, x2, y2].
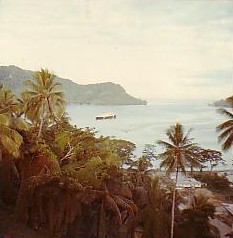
[0, 86, 27, 203]
[0, 113, 23, 158]
[217, 108, 233, 151]
[157, 123, 201, 238]
[179, 189, 218, 238]
[140, 178, 171, 238]
[0, 86, 26, 157]
[22, 68, 65, 137]
[0, 85, 28, 130]
[0, 84, 21, 115]
[0, 112, 24, 204]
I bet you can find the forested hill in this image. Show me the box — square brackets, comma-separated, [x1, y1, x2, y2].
[0, 65, 147, 105]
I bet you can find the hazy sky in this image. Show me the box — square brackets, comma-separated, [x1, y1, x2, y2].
[0, 0, 233, 100]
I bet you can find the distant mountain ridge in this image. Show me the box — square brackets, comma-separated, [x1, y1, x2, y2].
[0, 65, 147, 105]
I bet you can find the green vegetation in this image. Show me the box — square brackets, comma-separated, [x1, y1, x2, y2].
[157, 123, 201, 238]
[22, 69, 65, 137]
[0, 65, 147, 105]
[194, 172, 231, 192]
[216, 95, 233, 151]
[1, 68, 230, 238]
[177, 189, 219, 238]
[0, 70, 139, 237]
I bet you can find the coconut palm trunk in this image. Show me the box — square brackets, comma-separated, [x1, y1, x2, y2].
[38, 101, 45, 137]
[171, 166, 178, 238]
[157, 123, 202, 238]
[98, 201, 106, 238]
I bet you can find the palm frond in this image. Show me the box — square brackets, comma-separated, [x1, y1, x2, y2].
[24, 80, 42, 92]
[160, 155, 175, 172]
[217, 108, 233, 119]
[216, 120, 233, 132]
[182, 128, 193, 144]
[113, 195, 136, 216]
[105, 194, 122, 225]
[0, 126, 22, 157]
[49, 83, 62, 92]
[0, 113, 9, 125]
[157, 140, 175, 149]
[166, 130, 177, 145]
[221, 133, 233, 151]
[14, 118, 29, 131]
[217, 108, 233, 151]
[218, 126, 233, 141]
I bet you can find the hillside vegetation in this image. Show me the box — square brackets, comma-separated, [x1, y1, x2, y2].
[0, 65, 147, 105]
[1, 68, 229, 238]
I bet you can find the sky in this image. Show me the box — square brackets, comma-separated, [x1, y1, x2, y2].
[0, 0, 233, 100]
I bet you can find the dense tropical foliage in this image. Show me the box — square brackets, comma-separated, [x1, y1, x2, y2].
[0, 70, 224, 238]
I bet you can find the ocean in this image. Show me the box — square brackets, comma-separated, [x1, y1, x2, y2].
[66, 99, 232, 170]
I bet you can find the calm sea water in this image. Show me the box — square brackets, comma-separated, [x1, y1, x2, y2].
[66, 99, 232, 170]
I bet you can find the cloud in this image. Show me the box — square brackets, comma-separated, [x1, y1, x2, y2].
[189, 70, 233, 85]
[0, 0, 233, 99]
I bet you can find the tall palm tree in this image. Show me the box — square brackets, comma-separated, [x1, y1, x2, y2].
[140, 178, 171, 238]
[0, 86, 27, 203]
[0, 112, 24, 204]
[22, 68, 65, 137]
[217, 108, 233, 151]
[157, 123, 201, 238]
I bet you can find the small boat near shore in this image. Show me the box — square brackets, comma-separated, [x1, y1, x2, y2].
[95, 112, 117, 120]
